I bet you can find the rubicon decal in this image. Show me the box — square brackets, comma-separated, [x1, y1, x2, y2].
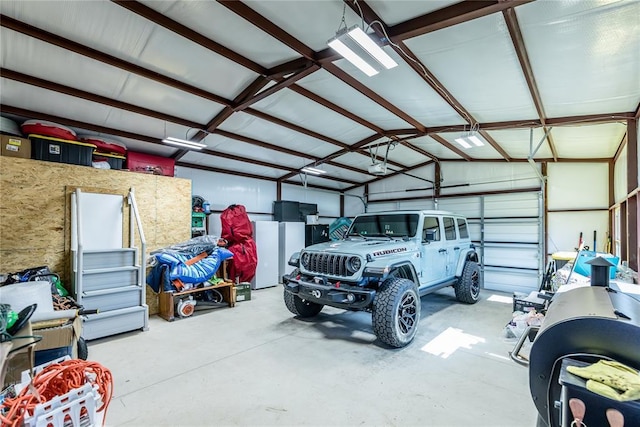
[372, 247, 408, 256]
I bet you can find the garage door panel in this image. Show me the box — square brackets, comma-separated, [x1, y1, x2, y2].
[483, 192, 540, 217]
[484, 222, 540, 243]
[483, 245, 539, 270]
[483, 267, 539, 294]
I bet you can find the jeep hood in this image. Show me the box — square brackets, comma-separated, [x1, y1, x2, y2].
[304, 238, 412, 255]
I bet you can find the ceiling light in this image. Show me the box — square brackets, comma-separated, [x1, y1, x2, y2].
[467, 135, 484, 147]
[301, 166, 327, 175]
[328, 25, 398, 77]
[162, 137, 206, 150]
[454, 137, 472, 149]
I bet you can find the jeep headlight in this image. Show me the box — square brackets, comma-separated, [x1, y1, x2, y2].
[346, 256, 361, 274]
[300, 252, 310, 269]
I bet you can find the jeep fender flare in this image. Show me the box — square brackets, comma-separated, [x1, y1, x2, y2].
[455, 249, 479, 277]
[384, 261, 420, 284]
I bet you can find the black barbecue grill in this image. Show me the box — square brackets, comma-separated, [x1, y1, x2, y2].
[511, 285, 640, 426]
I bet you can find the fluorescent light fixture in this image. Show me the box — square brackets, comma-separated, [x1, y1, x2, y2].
[301, 166, 327, 175]
[468, 135, 484, 147]
[454, 137, 472, 149]
[454, 133, 485, 149]
[328, 38, 378, 76]
[328, 25, 398, 77]
[162, 137, 206, 150]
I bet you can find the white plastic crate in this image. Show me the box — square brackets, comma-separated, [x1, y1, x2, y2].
[18, 356, 105, 427]
[23, 382, 101, 427]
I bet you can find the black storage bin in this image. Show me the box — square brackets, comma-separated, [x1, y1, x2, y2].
[306, 224, 330, 246]
[30, 134, 96, 166]
[93, 152, 126, 170]
[274, 201, 301, 222]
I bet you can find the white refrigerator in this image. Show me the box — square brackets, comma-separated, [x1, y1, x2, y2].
[251, 221, 280, 290]
[279, 222, 306, 281]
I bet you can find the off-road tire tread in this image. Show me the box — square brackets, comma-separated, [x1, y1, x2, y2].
[284, 289, 323, 317]
[372, 278, 420, 348]
[454, 260, 481, 304]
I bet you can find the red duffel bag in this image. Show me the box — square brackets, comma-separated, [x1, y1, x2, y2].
[221, 204, 253, 245]
[227, 239, 258, 283]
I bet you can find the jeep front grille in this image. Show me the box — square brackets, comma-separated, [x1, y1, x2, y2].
[305, 253, 351, 277]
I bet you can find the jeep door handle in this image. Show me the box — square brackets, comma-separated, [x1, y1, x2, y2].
[454, 246, 460, 250]
[438, 248, 447, 253]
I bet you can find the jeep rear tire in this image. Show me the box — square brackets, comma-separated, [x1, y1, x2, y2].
[372, 278, 420, 348]
[454, 260, 481, 304]
[284, 290, 324, 317]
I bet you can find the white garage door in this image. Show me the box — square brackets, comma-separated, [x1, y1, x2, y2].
[438, 192, 543, 294]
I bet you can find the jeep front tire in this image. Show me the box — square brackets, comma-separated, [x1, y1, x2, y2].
[372, 278, 421, 348]
[454, 260, 481, 304]
[284, 290, 324, 317]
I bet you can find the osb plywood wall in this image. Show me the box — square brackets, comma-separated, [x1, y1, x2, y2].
[0, 157, 192, 314]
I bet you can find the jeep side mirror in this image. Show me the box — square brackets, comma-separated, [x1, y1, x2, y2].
[424, 230, 436, 242]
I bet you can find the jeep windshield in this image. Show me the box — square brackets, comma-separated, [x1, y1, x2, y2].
[347, 213, 419, 239]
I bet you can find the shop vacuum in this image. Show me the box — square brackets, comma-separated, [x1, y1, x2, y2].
[511, 258, 640, 427]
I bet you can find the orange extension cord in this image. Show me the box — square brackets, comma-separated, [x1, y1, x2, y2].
[0, 359, 113, 426]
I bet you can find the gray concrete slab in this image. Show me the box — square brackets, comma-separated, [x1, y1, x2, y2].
[88, 285, 538, 426]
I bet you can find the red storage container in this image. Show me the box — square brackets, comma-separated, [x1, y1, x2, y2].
[126, 151, 175, 176]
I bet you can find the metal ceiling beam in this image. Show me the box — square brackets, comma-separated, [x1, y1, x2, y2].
[613, 133, 627, 165]
[0, 68, 203, 129]
[325, 160, 373, 176]
[1, 105, 163, 145]
[322, 63, 426, 133]
[266, 58, 314, 79]
[343, 159, 435, 192]
[2, 69, 381, 175]
[205, 150, 294, 171]
[544, 112, 634, 126]
[280, 179, 348, 193]
[176, 161, 278, 182]
[244, 108, 350, 149]
[480, 130, 512, 161]
[387, 0, 534, 41]
[288, 84, 384, 134]
[316, 0, 533, 63]
[213, 129, 320, 161]
[174, 77, 271, 160]
[398, 140, 439, 162]
[502, 8, 558, 161]
[3, 104, 360, 184]
[111, 0, 266, 75]
[218, 0, 427, 135]
[344, 1, 509, 161]
[429, 134, 472, 160]
[217, 0, 315, 60]
[233, 64, 320, 111]
[0, 14, 231, 107]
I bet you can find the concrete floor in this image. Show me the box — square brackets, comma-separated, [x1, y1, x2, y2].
[88, 285, 539, 427]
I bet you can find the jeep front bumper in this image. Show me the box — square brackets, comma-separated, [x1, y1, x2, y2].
[283, 275, 375, 310]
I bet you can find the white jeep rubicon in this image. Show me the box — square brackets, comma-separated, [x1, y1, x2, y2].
[282, 210, 481, 348]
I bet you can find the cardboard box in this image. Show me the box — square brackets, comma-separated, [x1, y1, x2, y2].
[0, 135, 31, 158]
[32, 316, 82, 358]
[2, 323, 35, 388]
